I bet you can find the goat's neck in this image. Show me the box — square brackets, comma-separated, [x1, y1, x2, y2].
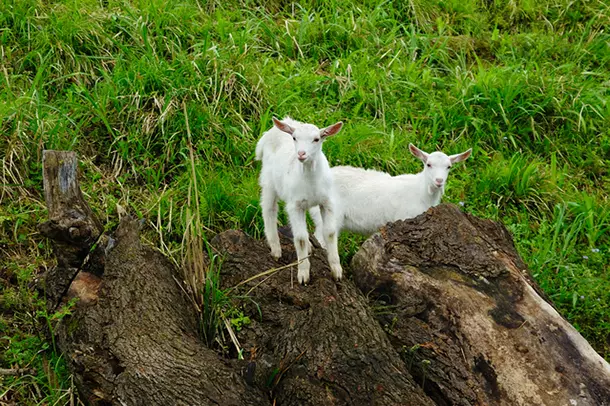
[427, 184, 444, 206]
[414, 172, 444, 205]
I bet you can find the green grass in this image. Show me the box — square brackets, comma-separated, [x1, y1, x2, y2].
[1, 0, 609, 402]
[1, 258, 80, 405]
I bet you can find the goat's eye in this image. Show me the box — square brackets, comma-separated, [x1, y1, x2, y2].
[447, 166, 452, 169]
[292, 137, 296, 141]
[426, 164, 432, 168]
[313, 138, 320, 143]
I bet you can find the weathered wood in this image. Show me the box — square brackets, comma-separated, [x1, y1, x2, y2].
[212, 230, 434, 406]
[39, 150, 104, 309]
[351, 204, 610, 406]
[42, 151, 95, 222]
[0, 367, 36, 376]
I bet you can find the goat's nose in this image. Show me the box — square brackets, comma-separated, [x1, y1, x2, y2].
[435, 178, 444, 185]
[298, 151, 306, 158]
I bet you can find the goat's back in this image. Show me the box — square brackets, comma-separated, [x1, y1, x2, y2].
[330, 165, 428, 234]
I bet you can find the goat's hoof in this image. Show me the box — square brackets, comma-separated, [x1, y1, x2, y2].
[270, 246, 282, 260]
[330, 264, 343, 281]
[297, 268, 310, 285]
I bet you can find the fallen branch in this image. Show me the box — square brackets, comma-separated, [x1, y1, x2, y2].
[0, 367, 36, 376]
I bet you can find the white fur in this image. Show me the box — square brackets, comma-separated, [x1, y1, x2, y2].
[310, 144, 472, 243]
[256, 116, 344, 284]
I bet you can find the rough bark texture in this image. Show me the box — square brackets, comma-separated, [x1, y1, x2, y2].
[212, 230, 433, 406]
[40, 150, 267, 405]
[351, 204, 610, 406]
[57, 217, 267, 406]
[41, 151, 610, 405]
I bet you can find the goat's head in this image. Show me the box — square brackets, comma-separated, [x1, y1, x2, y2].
[409, 144, 472, 189]
[273, 117, 343, 163]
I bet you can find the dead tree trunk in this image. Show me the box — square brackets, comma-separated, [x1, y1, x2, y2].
[351, 204, 610, 406]
[39, 151, 268, 405]
[38, 151, 104, 310]
[211, 230, 433, 405]
[40, 151, 610, 405]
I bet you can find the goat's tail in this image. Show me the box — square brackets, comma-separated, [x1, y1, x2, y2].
[255, 133, 266, 161]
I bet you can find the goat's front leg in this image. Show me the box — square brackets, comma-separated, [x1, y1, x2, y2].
[286, 202, 311, 284]
[261, 188, 281, 259]
[319, 203, 342, 281]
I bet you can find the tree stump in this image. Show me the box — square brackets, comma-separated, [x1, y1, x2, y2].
[351, 204, 610, 406]
[39, 151, 267, 405]
[38, 151, 104, 310]
[39, 151, 610, 405]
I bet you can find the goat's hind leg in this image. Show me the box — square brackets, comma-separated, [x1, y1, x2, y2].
[261, 188, 281, 259]
[309, 206, 327, 249]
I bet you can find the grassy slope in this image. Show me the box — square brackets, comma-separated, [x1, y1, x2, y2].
[1, 0, 609, 403]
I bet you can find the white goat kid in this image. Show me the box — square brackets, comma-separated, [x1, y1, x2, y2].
[255, 117, 344, 284]
[310, 143, 472, 242]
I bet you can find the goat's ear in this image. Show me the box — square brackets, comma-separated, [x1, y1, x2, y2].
[273, 117, 295, 135]
[320, 121, 343, 138]
[409, 144, 429, 163]
[449, 148, 472, 164]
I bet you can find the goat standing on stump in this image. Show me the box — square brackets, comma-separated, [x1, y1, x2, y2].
[310, 143, 472, 243]
[255, 116, 344, 284]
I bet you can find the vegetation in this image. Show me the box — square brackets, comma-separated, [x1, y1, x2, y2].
[1, 0, 608, 403]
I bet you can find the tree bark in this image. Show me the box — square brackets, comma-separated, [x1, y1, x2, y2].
[40, 151, 610, 405]
[351, 204, 610, 406]
[39, 150, 267, 405]
[211, 230, 433, 406]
